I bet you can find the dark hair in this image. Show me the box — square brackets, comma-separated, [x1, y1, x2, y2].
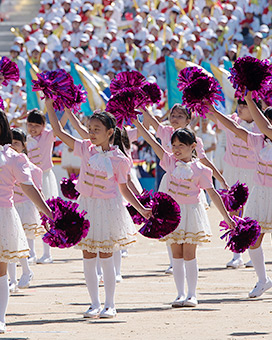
[27, 109, 46, 126]
[170, 104, 191, 120]
[264, 107, 272, 121]
[113, 127, 128, 157]
[237, 98, 263, 111]
[88, 111, 116, 142]
[171, 128, 197, 146]
[0, 109, 12, 145]
[11, 128, 27, 153]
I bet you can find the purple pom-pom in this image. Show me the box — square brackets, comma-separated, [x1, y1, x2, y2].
[0, 96, 4, 110]
[229, 56, 272, 100]
[41, 197, 90, 248]
[60, 173, 80, 200]
[181, 75, 223, 118]
[110, 70, 147, 96]
[106, 88, 149, 128]
[141, 83, 162, 105]
[0, 56, 20, 86]
[73, 84, 87, 113]
[177, 66, 205, 91]
[126, 189, 152, 224]
[139, 192, 181, 239]
[220, 216, 261, 253]
[262, 84, 272, 107]
[218, 181, 249, 212]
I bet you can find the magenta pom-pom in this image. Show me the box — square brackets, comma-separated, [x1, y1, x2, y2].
[106, 88, 149, 127]
[218, 181, 249, 212]
[110, 70, 147, 96]
[60, 173, 80, 200]
[73, 84, 87, 113]
[229, 56, 272, 100]
[177, 66, 205, 91]
[126, 189, 152, 224]
[41, 197, 90, 248]
[0, 96, 4, 110]
[262, 85, 272, 107]
[220, 216, 261, 253]
[139, 192, 181, 239]
[0, 56, 20, 86]
[141, 83, 162, 104]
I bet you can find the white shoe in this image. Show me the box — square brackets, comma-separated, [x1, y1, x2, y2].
[98, 275, 104, 287]
[0, 322, 6, 334]
[28, 256, 37, 265]
[165, 266, 173, 274]
[183, 296, 198, 307]
[116, 274, 123, 283]
[36, 255, 53, 264]
[121, 250, 128, 258]
[226, 258, 244, 269]
[100, 307, 117, 318]
[83, 305, 102, 318]
[245, 260, 253, 268]
[249, 278, 272, 298]
[172, 296, 185, 308]
[18, 271, 34, 289]
[9, 282, 19, 293]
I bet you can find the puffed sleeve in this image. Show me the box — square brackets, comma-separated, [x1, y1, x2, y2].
[246, 132, 263, 153]
[12, 154, 32, 184]
[126, 128, 138, 143]
[195, 137, 206, 159]
[160, 152, 173, 172]
[197, 164, 213, 189]
[74, 139, 89, 158]
[115, 156, 130, 184]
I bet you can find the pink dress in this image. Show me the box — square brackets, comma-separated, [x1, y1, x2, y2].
[0, 145, 31, 262]
[73, 140, 137, 253]
[27, 129, 58, 199]
[243, 133, 272, 233]
[159, 152, 213, 245]
[14, 157, 44, 239]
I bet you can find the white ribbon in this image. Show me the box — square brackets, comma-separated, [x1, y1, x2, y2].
[0, 145, 6, 166]
[88, 146, 114, 179]
[259, 139, 272, 162]
[172, 160, 194, 179]
[27, 136, 38, 150]
[240, 120, 255, 132]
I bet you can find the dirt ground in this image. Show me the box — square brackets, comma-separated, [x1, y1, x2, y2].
[3, 205, 272, 340]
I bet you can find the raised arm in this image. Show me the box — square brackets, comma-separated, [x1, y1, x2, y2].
[245, 91, 272, 139]
[208, 105, 248, 143]
[140, 106, 161, 131]
[45, 98, 76, 150]
[132, 117, 165, 160]
[64, 107, 89, 139]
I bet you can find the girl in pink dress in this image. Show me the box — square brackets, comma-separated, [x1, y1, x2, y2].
[133, 117, 235, 308]
[26, 109, 59, 264]
[45, 99, 152, 319]
[0, 109, 52, 334]
[208, 93, 272, 298]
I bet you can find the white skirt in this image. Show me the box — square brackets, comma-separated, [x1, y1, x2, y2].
[43, 168, 59, 200]
[0, 206, 29, 263]
[76, 195, 137, 253]
[223, 162, 255, 192]
[130, 168, 142, 194]
[160, 202, 212, 245]
[244, 185, 272, 233]
[61, 145, 81, 169]
[15, 201, 44, 239]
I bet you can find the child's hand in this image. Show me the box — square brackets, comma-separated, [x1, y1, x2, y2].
[224, 215, 236, 230]
[221, 179, 229, 191]
[140, 207, 152, 220]
[131, 115, 141, 126]
[45, 97, 54, 106]
[244, 90, 252, 101]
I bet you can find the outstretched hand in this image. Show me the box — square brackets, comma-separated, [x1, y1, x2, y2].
[225, 215, 236, 230]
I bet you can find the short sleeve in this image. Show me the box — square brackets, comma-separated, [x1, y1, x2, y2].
[33, 167, 43, 190]
[195, 137, 206, 159]
[216, 113, 237, 132]
[198, 165, 213, 189]
[126, 128, 138, 143]
[45, 129, 55, 143]
[156, 124, 172, 140]
[115, 157, 130, 184]
[12, 154, 32, 184]
[246, 132, 263, 153]
[159, 152, 172, 172]
[74, 138, 88, 158]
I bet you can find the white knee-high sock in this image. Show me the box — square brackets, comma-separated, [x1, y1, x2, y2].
[185, 259, 198, 298]
[96, 256, 103, 276]
[113, 251, 121, 276]
[167, 245, 173, 267]
[0, 275, 9, 323]
[27, 239, 36, 258]
[172, 258, 185, 299]
[42, 241, 51, 257]
[83, 258, 100, 307]
[248, 247, 267, 283]
[232, 252, 242, 260]
[8, 263, 17, 285]
[100, 257, 115, 308]
[19, 258, 31, 275]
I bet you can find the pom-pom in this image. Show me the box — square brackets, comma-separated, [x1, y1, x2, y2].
[220, 216, 261, 253]
[106, 88, 149, 127]
[110, 70, 147, 96]
[73, 84, 87, 113]
[60, 173, 80, 200]
[41, 197, 90, 248]
[229, 56, 272, 100]
[0, 56, 20, 86]
[181, 75, 223, 118]
[177, 66, 205, 91]
[141, 83, 162, 104]
[262, 85, 272, 107]
[218, 181, 249, 212]
[126, 189, 152, 224]
[139, 192, 181, 239]
[0, 96, 4, 110]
